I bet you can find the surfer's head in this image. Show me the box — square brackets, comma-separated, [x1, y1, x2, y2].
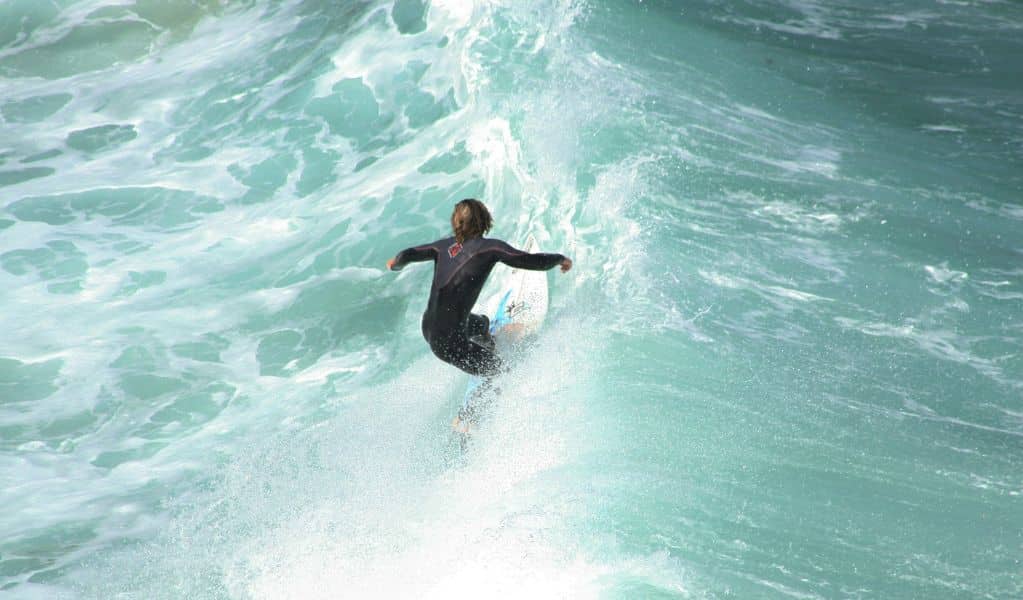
[451, 198, 492, 243]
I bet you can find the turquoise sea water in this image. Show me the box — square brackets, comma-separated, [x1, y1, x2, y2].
[2, 0, 1021, 597]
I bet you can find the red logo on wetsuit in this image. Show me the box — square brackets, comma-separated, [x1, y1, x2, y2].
[448, 242, 462, 257]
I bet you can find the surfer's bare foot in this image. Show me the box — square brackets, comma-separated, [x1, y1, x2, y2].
[502, 323, 527, 340]
[560, 258, 572, 272]
[452, 414, 474, 433]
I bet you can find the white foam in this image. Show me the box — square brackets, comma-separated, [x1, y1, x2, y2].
[760, 146, 842, 179]
[921, 124, 966, 133]
[699, 269, 831, 304]
[224, 318, 686, 600]
[834, 317, 1005, 383]
[924, 264, 968, 284]
[756, 202, 842, 231]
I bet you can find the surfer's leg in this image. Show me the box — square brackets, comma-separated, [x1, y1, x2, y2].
[431, 334, 502, 377]
[456, 374, 496, 428]
[444, 336, 503, 435]
[459, 338, 502, 377]
[467, 313, 490, 337]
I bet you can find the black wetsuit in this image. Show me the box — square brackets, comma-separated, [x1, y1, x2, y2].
[390, 236, 566, 377]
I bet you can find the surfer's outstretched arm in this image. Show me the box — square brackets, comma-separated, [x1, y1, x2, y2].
[388, 244, 437, 270]
[491, 240, 571, 272]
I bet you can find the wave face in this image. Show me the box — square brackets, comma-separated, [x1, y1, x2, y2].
[2, 1, 1021, 598]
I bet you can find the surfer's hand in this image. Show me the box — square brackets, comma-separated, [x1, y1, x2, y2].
[386, 258, 396, 270]
[560, 258, 572, 272]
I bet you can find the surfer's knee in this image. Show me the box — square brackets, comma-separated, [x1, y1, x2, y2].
[429, 338, 453, 361]
[472, 352, 502, 378]
[467, 313, 490, 338]
[428, 332, 501, 378]
[429, 336, 469, 369]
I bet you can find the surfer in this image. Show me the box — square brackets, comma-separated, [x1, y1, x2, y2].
[386, 198, 572, 377]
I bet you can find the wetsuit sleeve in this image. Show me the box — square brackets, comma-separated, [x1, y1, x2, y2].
[390, 243, 436, 270]
[491, 240, 566, 271]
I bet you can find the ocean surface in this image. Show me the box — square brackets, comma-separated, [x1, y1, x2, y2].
[2, 1, 1021, 598]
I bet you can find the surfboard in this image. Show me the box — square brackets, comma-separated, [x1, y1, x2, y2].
[454, 234, 549, 432]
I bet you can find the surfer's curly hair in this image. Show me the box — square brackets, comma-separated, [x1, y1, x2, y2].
[451, 198, 493, 243]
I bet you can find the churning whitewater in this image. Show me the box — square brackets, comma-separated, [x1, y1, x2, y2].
[1, 0, 1021, 598]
